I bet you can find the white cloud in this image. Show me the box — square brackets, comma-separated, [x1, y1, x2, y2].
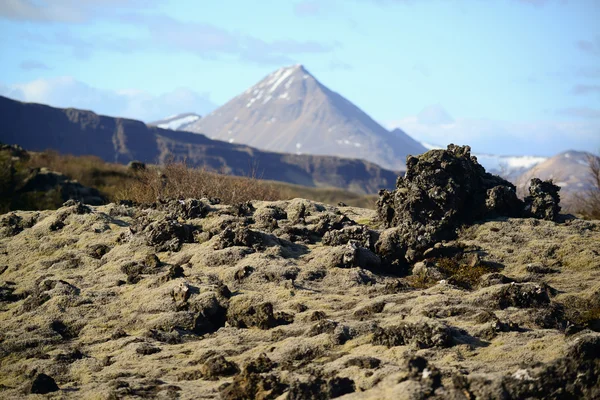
[388, 108, 600, 156]
[0, 76, 217, 122]
[0, 0, 159, 23]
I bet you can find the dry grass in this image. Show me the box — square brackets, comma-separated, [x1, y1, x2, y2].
[1, 148, 381, 211]
[27, 150, 133, 198]
[573, 154, 600, 219]
[115, 161, 282, 205]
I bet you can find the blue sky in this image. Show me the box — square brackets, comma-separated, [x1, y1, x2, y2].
[0, 0, 599, 155]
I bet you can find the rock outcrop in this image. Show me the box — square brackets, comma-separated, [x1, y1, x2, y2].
[376, 145, 562, 270]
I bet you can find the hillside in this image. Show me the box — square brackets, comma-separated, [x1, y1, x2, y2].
[515, 150, 596, 207]
[184, 65, 426, 171]
[0, 95, 397, 194]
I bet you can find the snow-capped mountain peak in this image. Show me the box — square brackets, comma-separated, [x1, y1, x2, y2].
[184, 65, 425, 170]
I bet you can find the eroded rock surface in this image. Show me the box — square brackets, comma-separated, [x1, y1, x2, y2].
[0, 189, 598, 398]
[376, 145, 564, 270]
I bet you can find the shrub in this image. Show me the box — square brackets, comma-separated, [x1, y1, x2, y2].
[573, 154, 600, 219]
[115, 160, 282, 205]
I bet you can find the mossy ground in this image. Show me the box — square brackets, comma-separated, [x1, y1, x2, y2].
[0, 200, 599, 399]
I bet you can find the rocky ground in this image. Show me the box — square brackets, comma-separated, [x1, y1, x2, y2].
[1, 146, 599, 399]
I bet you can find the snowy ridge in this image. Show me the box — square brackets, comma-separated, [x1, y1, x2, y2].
[151, 113, 201, 131]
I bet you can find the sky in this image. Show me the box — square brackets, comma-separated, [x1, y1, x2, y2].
[0, 0, 599, 156]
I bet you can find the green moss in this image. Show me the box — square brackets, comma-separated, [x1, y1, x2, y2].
[435, 257, 499, 290]
[561, 293, 600, 329]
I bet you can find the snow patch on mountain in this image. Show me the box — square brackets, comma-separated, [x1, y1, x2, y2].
[417, 141, 546, 179]
[151, 113, 201, 131]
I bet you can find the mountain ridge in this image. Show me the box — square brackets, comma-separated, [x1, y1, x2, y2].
[0, 95, 398, 194]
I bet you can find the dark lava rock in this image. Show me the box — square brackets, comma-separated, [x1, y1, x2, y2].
[61, 199, 92, 214]
[30, 373, 59, 394]
[322, 225, 377, 250]
[220, 372, 287, 400]
[326, 242, 382, 271]
[478, 272, 515, 288]
[200, 355, 239, 380]
[451, 334, 600, 399]
[524, 178, 561, 221]
[50, 319, 81, 340]
[54, 349, 85, 363]
[213, 226, 262, 250]
[376, 145, 526, 268]
[353, 301, 385, 319]
[402, 356, 442, 393]
[227, 302, 292, 330]
[0, 283, 21, 303]
[244, 353, 277, 374]
[372, 321, 452, 349]
[0, 213, 26, 237]
[87, 243, 111, 260]
[288, 375, 355, 400]
[136, 343, 161, 355]
[310, 213, 355, 236]
[234, 265, 255, 282]
[120, 260, 162, 284]
[143, 218, 196, 252]
[254, 206, 287, 230]
[160, 198, 208, 219]
[227, 201, 255, 217]
[489, 282, 553, 309]
[306, 320, 338, 336]
[191, 294, 228, 335]
[344, 356, 381, 369]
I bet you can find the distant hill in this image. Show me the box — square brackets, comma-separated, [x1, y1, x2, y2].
[0, 95, 397, 194]
[149, 113, 201, 131]
[475, 153, 547, 181]
[184, 65, 426, 171]
[515, 150, 596, 205]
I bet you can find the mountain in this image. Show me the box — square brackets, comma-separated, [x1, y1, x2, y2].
[515, 150, 596, 204]
[0, 95, 397, 194]
[149, 112, 201, 131]
[184, 65, 426, 171]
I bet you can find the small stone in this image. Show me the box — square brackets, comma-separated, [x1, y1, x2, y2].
[30, 373, 59, 394]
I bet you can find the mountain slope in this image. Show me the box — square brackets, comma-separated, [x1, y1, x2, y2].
[0, 95, 396, 194]
[515, 150, 596, 204]
[184, 65, 426, 170]
[149, 112, 201, 131]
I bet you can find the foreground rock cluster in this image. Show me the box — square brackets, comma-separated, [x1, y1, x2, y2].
[0, 146, 599, 399]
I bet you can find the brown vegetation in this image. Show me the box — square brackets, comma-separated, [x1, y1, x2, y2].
[27, 151, 131, 197]
[115, 161, 282, 205]
[1, 147, 378, 211]
[573, 153, 600, 219]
